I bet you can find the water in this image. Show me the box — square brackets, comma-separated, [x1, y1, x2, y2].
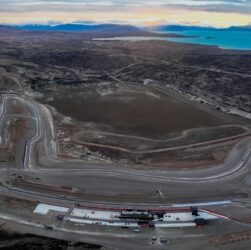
[162, 30, 251, 50]
[95, 30, 251, 50]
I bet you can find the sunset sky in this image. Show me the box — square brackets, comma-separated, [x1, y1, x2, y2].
[0, 0, 251, 27]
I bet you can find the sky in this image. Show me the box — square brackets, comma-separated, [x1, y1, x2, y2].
[0, 0, 251, 27]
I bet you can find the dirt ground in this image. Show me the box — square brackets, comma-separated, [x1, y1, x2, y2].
[0, 229, 101, 250]
[38, 85, 230, 138]
[36, 85, 247, 167]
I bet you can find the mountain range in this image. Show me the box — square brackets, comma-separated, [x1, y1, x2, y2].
[12, 24, 140, 33]
[0, 23, 251, 33]
[149, 24, 251, 32]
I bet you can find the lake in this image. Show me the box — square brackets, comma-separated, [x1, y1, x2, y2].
[95, 30, 251, 50]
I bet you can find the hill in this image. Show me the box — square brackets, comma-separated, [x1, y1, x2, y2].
[150, 25, 251, 32]
[16, 23, 141, 33]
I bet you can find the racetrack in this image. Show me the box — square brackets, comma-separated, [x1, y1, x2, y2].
[0, 94, 251, 199]
[0, 94, 251, 250]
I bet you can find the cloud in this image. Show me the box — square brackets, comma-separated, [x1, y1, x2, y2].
[0, 0, 251, 26]
[0, 0, 250, 11]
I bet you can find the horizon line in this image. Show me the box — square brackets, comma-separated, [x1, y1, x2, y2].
[1, 22, 251, 29]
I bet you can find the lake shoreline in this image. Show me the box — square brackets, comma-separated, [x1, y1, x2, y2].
[94, 30, 251, 51]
